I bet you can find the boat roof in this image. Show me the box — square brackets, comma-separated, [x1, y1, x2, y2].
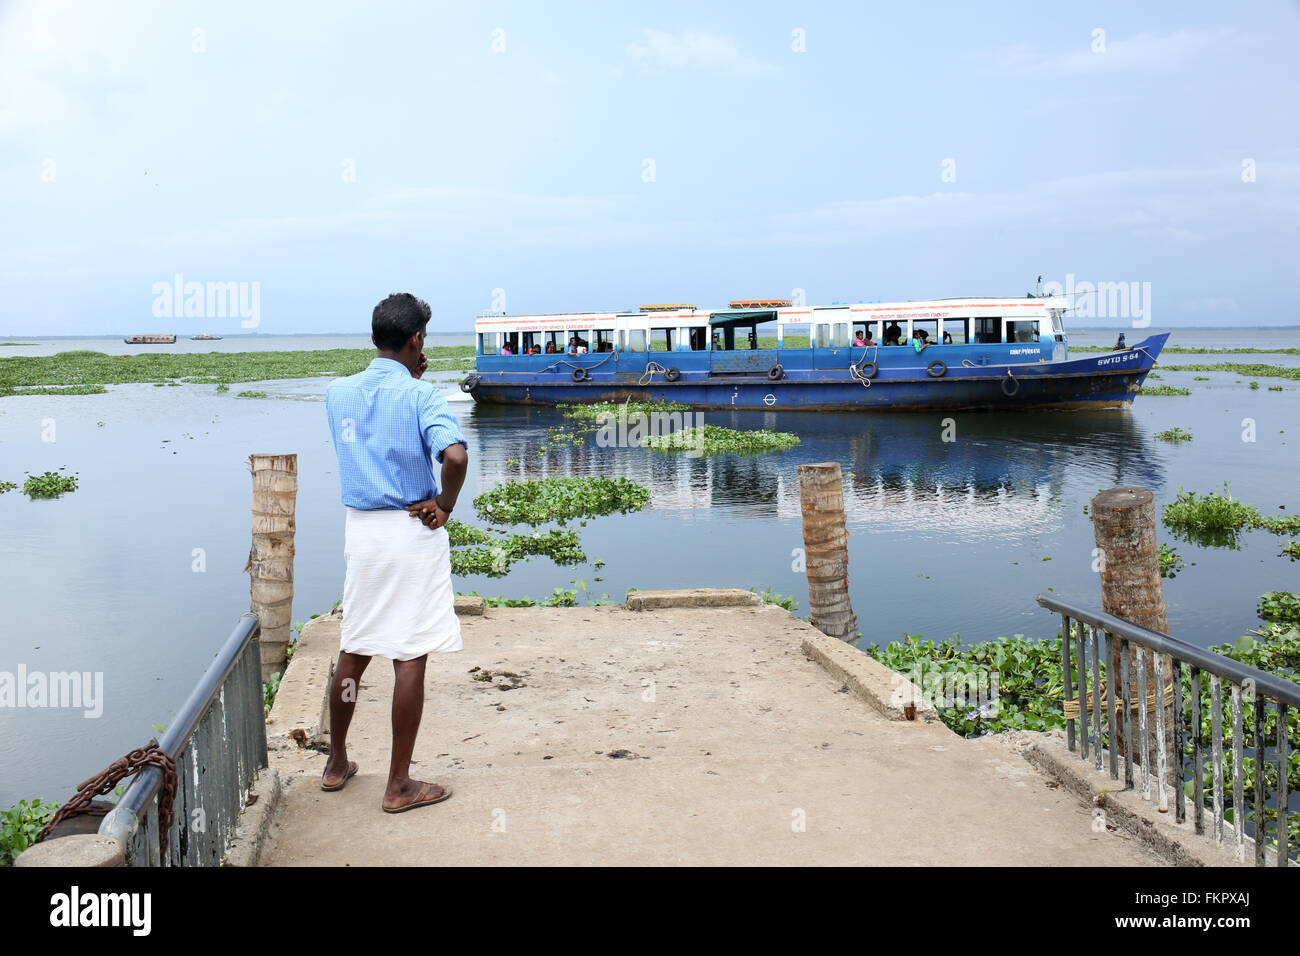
[473, 297, 1064, 330]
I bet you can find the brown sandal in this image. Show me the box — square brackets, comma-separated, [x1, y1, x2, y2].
[321, 760, 359, 792]
[381, 781, 453, 813]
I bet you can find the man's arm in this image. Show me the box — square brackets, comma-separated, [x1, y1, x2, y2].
[407, 443, 467, 529]
[407, 388, 469, 529]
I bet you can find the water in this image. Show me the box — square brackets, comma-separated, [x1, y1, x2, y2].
[1, 327, 1297, 808]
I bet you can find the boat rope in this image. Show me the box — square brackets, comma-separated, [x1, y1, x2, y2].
[540, 348, 619, 376]
[638, 361, 670, 386]
[37, 738, 177, 859]
[1132, 346, 1159, 367]
[848, 344, 879, 388]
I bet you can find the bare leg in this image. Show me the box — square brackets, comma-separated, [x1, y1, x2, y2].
[324, 650, 371, 786]
[383, 654, 448, 809]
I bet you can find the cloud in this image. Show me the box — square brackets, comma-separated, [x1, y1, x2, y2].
[992, 29, 1232, 76]
[159, 186, 629, 248]
[760, 163, 1300, 246]
[626, 29, 772, 77]
[0, 0, 158, 133]
[1179, 297, 1240, 312]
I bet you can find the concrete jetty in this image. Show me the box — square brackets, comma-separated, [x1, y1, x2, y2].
[245, 590, 1163, 866]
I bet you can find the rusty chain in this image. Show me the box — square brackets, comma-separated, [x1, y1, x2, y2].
[38, 738, 178, 861]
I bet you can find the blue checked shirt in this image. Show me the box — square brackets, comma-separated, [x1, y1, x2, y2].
[326, 357, 468, 510]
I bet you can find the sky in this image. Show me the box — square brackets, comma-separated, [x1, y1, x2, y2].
[0, 0, 1297, 335]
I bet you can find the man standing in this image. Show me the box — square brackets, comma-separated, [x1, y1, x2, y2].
[323, 293, 469, 813]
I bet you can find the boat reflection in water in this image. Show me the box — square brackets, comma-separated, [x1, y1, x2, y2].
[465, 403, 1163, 543]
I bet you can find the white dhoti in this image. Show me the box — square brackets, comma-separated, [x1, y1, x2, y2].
[340, 507, 463, 660]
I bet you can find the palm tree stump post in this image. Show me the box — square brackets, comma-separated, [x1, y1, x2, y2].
[1091, 486, 1171, 768]
[248, 453, 298, 684]
[797, 462, 857, 641]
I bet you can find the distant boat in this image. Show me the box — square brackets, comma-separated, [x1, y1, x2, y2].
[190, 333, 223, 340]
[124, 334, 177, 344]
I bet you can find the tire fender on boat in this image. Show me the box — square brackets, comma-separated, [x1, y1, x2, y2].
[459, 374, 481, 392]
[767, 364, 785, 381]
[926, 360, 947, 378]
[857, 361, 878, 379]
[1001, 372, 1020, 396]
[572, 367, 590, 383]
[665, 367, 681, 382]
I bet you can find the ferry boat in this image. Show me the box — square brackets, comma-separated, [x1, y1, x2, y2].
[191, 333, 223, 341]
[460, 297, 1168, 411]
[124, 334, 177, 344]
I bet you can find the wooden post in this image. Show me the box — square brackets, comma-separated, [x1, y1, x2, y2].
[797, 462, 857, 641]
[247, 454, 297, 684]
[1091, 486, 1170, 764]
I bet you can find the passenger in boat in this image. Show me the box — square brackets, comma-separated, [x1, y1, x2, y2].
[884, 322, 903, 346]
[545, 342, 557, 354]
[853, 329, 867, 347]
[942, 331, 953, 345]
[500, 345, 513, 356]
[1113, 333, 1128, 350]
[566, 337, 579, 356]
[909, 329, 930, 353]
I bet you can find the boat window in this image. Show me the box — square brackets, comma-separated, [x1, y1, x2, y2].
[833, 323, 850, 348]
[941, 318, 968, 344]
[815, 324, 830, 348]
[626, 329, 646, 352]
[592, 328, 616, 352]
[477, 332, 492, 355]
[501, 332, 520, 355]
[1051, 312, 1065, 335]
[911, 318, 938, 345]
[782, 323, 810, 349]
[852, 321, 880, 345]
[684, 327, 707, 350]
[543, 331, 565, 354]
[650, 328, 674, 351]
[1006, 320, 1040, 343]
[973, 317, 1001, 344]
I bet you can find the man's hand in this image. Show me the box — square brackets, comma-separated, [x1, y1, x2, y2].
[412, 351, 429, 379]
[406, 497, 449, 530]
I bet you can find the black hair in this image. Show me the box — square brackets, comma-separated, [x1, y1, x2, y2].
[372, 293, 431, 351]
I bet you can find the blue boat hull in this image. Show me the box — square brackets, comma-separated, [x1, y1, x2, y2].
[466, 334, 1169, 412]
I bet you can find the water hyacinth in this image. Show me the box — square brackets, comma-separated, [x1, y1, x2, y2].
[560, 400, 690, 420]
[1163, 482, 1300, 547]
[472, 476, 650, 526]
[0, 346, 475, 391]
[642, 424, 800, 455]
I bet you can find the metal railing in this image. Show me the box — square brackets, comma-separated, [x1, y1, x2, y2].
[1038, 592, 1296, 866]
[99, 613, 268, 865]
